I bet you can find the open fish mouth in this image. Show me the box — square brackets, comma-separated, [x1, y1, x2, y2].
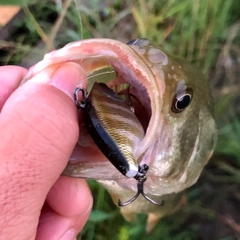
[76, 56, 151, 132]
[21, 38, 164, 180]
[69, 57, 152, 179]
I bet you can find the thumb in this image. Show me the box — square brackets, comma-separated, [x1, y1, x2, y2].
[0, 62, 86, 239]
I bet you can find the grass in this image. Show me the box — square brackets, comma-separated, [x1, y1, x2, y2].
[1, 0, 240, 239]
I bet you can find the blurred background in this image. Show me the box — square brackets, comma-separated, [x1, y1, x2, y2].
[1, 0, 240, 239]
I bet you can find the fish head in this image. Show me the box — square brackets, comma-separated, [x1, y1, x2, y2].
[20, 38, 217, 221]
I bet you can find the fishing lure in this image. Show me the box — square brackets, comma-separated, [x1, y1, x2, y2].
[74, 82, 163, 207]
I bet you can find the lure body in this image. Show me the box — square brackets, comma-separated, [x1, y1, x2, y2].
[81, 82, 143, 178]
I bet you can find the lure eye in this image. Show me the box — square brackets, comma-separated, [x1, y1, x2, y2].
[171, 89, 193, 113]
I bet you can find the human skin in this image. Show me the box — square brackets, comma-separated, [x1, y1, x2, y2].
[0, 64, 93, 240]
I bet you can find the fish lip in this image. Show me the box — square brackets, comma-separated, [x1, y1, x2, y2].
[21, 39, 161, 161]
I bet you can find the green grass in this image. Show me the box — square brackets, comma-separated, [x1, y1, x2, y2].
[1, 0, 240, 239]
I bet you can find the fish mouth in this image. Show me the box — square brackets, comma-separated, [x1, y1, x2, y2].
[22, 38, 162, 179]
[70, 54, 152, 177]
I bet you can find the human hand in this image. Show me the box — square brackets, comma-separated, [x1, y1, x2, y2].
[0, 64, 93, 240]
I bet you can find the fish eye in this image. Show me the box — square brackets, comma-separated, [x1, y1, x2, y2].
[171, 89, 193, 113]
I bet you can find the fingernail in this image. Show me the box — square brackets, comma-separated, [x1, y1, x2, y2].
[60, 229, 77, 240]
[27, 62, 87, 100]
[50, 62, 85, 100]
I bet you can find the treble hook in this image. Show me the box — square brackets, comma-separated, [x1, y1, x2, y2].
[118, 164, 164, 207]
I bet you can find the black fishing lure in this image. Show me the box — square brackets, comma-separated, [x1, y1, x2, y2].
[74, 82, 163, 207]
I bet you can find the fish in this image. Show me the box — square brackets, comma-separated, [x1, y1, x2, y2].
[20, 38, 217, 231]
